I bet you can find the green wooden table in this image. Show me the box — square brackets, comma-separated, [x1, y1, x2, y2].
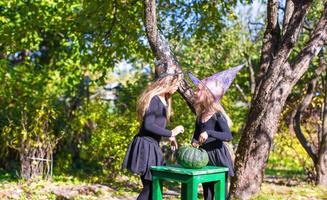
[150, 165, 228, 200]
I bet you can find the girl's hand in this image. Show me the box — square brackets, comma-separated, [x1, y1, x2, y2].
[172, 125, 184, 137]
[199, 131, 208, 144]
[192, 141, 199, 148]
[169, 137, 178, 151]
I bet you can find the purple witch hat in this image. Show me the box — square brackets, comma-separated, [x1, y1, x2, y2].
[188, 64, 245, 102]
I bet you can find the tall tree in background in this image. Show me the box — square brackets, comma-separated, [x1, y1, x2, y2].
[231, 1, 327, 198]
[291, 51, 327, 185]
[319, 61, 327, 186]
[144, 0, 326, 199]
[144, 0, 196, 110]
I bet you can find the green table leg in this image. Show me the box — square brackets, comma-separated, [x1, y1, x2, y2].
[181, 183, 187, 200]
[152, 177, 163, 200]
[181, 180, 198, 200]
[214, 178, 225, 200]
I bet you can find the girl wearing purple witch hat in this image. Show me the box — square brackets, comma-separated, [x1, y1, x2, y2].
[189, 64, 244, 200]
[122, 63, 184, 200]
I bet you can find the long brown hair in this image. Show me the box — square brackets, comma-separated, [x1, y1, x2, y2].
[194, 83, 232, 127]
[136, 75, 180, 122]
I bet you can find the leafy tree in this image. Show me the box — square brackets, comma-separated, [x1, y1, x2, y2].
[142, 0, 327, 198]
[0, 0, 149, 179]
[231, 1, 327, 198]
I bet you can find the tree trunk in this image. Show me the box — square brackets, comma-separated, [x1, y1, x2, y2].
[20, 142, 54, 180]
[19, 111, 56, 180]
[20, 147, 32, 180]
[230, 1, 327, 199]
[231, 74, 294, 198]
[317, 60, 327, 186]
[143, 0, 196, 112]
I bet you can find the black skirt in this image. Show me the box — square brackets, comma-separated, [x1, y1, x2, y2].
[202, 141, 234, 177]
[122, 135, 165, 180]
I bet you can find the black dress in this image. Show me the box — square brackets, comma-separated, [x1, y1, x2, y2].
[122, 95, 172, 180]
[192, 112, 234, 176]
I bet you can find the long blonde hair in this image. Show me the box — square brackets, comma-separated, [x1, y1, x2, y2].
[194, 83, 232, 127]
[137, 75, 180, 122]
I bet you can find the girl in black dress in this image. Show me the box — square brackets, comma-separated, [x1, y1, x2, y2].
[188, 64, 244, 200]
[122, 70, 184, 200]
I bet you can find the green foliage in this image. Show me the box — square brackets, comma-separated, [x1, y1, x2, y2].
[0, 168, 16, 182]
[52, 100, 140, 181]
[0, 52, 67, 173]
[170, 93, 197, 145]
[0, 0, 151, 176]
[80, 105, 139, 180]
[115, 73, 149, 113]
[266, 131, 312, 178]
[157, 1, 239, 41]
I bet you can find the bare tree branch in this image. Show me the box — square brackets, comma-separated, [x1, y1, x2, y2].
[278, 4, 285, 12]
[235, 84, 250, 106]
[293, 61, 326, 163]
[254, 0, 280, 99]
[248, 21, 265, 26]
[291, 48, 326, 183]
[244, 52, 256, 95]
[291, 5, 327, 81]
[303, 23, 314, 32]
[304, 18, 315, 32]
[104, 0, 118, 38]
[318, 51, 326, 145]
[280, 1, 313, 49]
[144, 0, 179, 69]
[282, 0, 294, 35]
[253, 1, 312, 106]
[144, 0, 158, 58]
[143, 0, 196, 112]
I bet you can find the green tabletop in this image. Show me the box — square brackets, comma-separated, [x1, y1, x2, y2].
[150, 165, 229, 200]
[150, 165, 228, 175]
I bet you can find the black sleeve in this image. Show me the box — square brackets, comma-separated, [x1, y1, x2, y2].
[143, 97, 172, 137]
[191, 119, 200, 144]
[206, 113, 232, 141]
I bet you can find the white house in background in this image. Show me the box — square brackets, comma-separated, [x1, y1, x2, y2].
[90, 82, 122, 101]
[90, 59, 135, 102]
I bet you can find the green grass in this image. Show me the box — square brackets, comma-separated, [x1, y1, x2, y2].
[1, 177, 326, 200]
[265, 168, 306, 177]
[1, 167, 326, 200]
[251, 183, 327, 200]
[0, 177, 139, 200]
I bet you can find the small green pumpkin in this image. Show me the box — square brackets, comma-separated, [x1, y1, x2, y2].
[176, 146, 209, 169]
